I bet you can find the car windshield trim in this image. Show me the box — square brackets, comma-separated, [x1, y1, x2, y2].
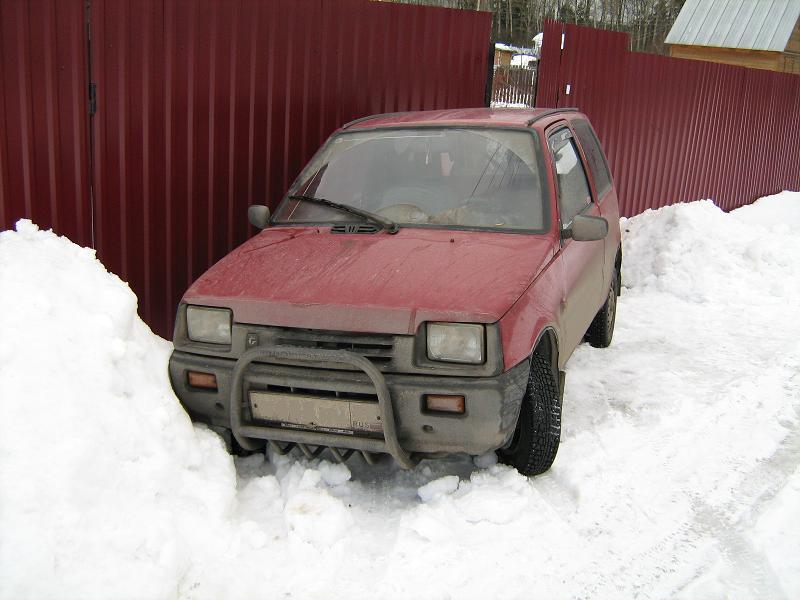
[268, 220, 550, 236]
[287, 195, 399, 233]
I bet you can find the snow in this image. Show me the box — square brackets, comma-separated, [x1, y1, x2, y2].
[1, 191, 799, 599]
[0, 220, 237, 599]
[532, 32, 544, 54]
[510, 54, 537, 67]
[490, 101, 530, 109]
[494, 42, 534, 56]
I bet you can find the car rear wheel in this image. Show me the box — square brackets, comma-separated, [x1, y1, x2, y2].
[496, 350, 561, 476]
[585, 270, 618, 348]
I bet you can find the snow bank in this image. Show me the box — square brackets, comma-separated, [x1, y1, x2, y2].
[0, 222, 237, 599]
[622, 195, 798, 300]
[1, 192, 799, 599]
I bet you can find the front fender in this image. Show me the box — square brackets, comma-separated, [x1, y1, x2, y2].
[499, 254, 567, 371]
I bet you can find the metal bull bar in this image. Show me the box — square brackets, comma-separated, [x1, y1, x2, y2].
[229, 345, 416, 469]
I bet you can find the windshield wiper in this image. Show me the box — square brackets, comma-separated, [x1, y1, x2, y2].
[288, 195, 399, 234]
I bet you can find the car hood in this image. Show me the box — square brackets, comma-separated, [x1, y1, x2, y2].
[183, 226, 555, 335]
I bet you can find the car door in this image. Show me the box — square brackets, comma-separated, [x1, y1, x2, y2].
[547, 125, 605, 357]
[571, 117, 620, 292]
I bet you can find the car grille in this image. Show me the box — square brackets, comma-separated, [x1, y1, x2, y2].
[275, 331, 393, 364]
[255, 326, 398, 371]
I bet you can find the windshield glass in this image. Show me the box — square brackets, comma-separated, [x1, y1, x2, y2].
[273, 127, 546, 231]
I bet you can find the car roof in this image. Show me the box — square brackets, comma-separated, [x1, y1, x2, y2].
[341, 108, 579, 131]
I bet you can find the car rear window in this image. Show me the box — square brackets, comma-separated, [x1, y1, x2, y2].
[273, 127, 548, 232]
[572, 119, 612, 198]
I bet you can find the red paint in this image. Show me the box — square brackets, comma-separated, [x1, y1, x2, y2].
[347, 108, 554, 129]
[499, 252, 565, 370]
[184, 226, 555, 336]
[536, 21, 800, 217]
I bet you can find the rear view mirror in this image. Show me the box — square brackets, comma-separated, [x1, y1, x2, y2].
[248, 204, 270, 229]
[563, 214, 608, 241]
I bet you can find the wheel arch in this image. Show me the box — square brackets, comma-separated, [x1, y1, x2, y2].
[497, 325, 564, 475]
[532, 326, 560, 379]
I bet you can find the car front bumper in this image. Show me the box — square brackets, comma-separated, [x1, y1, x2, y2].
[169, 346, 530, 464]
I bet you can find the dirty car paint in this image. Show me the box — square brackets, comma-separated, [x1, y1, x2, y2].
[183, 226, 555, 335]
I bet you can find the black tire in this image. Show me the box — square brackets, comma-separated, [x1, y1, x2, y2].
[585, 270, 618, 348]
[497, 351, 561, 476]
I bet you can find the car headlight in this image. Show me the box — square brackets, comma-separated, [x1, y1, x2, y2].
[186, 305, 232, 344]
[426, 323, 485, 364]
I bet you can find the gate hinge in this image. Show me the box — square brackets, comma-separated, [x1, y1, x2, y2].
[88, 82, 97, 116]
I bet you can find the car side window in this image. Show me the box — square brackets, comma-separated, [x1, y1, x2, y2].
[549, 129, 592, 227]
[572, 118, 612, 198]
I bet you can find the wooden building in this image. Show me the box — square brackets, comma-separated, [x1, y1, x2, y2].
[665, 0, 800, 74]
[494, 43, 535, 68]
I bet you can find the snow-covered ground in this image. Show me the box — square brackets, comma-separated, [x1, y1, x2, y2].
[1, 192, 799, 599]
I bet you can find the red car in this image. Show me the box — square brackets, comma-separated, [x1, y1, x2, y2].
[169, 108, 621, 476]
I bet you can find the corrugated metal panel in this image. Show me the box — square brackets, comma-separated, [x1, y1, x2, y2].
[89, 0, 491, 337]
[0, 0, 91, 245]
[665, 0, 800, 51]
[537, 21, 800, 217]
[535, 21, 565, 108]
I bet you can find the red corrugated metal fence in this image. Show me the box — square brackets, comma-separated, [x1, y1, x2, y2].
[537, 21, 800, 217]
[0, 0, 91, 247]
[1, 0, 491, 337]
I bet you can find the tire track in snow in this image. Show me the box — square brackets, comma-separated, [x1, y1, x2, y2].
[568, 333, 800, 599]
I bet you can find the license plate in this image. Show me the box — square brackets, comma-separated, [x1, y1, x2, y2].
[249, 391, 383, 434]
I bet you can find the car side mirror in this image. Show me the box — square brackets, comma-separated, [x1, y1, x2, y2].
[248, 204, 270, 229]
[563, 214, 608, 241]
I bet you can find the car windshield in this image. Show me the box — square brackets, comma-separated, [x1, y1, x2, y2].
[272, 127, 546, 231]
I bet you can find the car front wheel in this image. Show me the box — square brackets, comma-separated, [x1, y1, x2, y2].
[497, 350, 561, 476]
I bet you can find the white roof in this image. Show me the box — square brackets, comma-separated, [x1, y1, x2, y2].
[510, 54, 537, 66]
[665, 0, 800, 51]
[494, 42, 535, 56]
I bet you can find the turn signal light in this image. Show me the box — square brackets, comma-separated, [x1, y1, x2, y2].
[187, 370, 218, 390]
[425, 394, 465, 414]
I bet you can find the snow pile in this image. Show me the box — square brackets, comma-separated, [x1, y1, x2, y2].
[1, 191, 799, 599]
[0, 222, 237, 599]
[622, 196, 797, 300]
